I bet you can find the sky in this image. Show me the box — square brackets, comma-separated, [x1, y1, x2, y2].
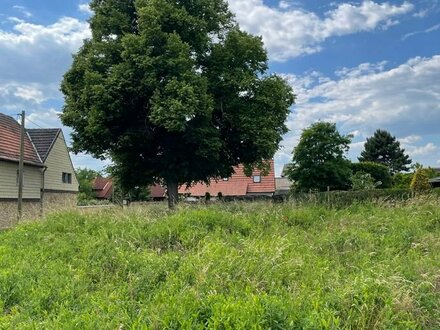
[0, 0, 439, 176]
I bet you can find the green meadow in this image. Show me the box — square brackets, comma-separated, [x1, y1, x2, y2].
[1, 200, 439, 329]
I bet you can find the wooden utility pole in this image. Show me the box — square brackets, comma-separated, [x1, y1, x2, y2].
[17, 110, 25, 222]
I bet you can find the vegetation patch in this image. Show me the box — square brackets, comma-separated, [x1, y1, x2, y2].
[1, 201, 439, 329]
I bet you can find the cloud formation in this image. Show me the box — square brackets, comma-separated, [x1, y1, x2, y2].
[0, 17, 90, 85]
[275, 55, 440, 170]
[228, 0, 414, 61]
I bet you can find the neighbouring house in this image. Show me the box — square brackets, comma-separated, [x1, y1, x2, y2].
[429, 177, 440, 188]
[275, 164, 293, 197]
[150, 184, 167, 201]
[92, 176, 114, 200]
[0, 113, 78, 228]
[179, 160, 276, 199]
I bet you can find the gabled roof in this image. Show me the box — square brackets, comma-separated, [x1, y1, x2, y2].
[27, 129, 60, 162]
[150, 184, 166, 198]
[92, 176, 114, 199]
[179, 160, 276, 197]
[0, 113, 43, 167]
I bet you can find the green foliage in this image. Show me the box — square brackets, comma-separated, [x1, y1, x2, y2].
[359, 129, 412, 173]
[411, 168, 432, 193]
[290, 188, 413, 207]
[1, 201, 440, 328]
[61, 0, 295, 207]
[351, 172, 379, 191]
[351, 162, 392, 188]
[75, 168, 100, 202]
[287, 122, 352, 191]
[393, 172, 413, 188]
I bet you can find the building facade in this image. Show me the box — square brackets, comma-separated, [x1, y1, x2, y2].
[0, 113, 78, 228]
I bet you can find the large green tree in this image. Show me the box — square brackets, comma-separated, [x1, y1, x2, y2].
[61, 0, 295, 208]
[287, 122, 352, 192]
[359, 129, 411, 174]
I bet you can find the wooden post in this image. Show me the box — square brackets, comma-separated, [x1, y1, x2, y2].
[327, 186, 330, 206]
[17, 111, 25, 223]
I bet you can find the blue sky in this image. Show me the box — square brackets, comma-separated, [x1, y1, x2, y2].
[0, 0, 439, 175]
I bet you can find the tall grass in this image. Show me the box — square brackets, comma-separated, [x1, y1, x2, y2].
[0, 200, 439, 329]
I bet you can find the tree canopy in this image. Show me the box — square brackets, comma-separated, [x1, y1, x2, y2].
[287, 122, 352, 192]
[61, 0, 295, 207]
[76, 168, 101, 202]
[359, 129, 411, 174]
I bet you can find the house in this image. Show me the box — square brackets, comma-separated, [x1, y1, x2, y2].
[429, 177, 440, 188]
[92, 176, 114, 200]
[275, 164, 293, 197]
[150, 184, 167, 201]
[179, 160, 276, 199]
[0, 113, 78, 228]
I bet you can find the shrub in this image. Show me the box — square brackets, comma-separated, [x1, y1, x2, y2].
[393, 172, 413, 188]
[351, 162, 392, 188]
[351, 172, 380, 191]
[290, 188, 413, 207]
[411, 168, 431, 193]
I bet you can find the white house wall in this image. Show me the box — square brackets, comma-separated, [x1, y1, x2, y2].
[0, 160, 42, 199]
[44, 133, 79, 192]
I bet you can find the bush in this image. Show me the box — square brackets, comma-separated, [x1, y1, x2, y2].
[411, 168, 431, 193]
[393, 172, 413, 188]
[351, 172, 380, 191]
[290, 188, 413, 207]
[351, 162, 392, 188]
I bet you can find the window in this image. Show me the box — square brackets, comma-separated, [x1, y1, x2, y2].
[222, 178, 229, 181]
[253, 175, 261, 183]
[62, 172, 72, 184]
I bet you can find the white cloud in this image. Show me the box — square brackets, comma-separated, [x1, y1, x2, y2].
[279, 1, 290, 9]
[277, 55, 440, 167]
[13, 5, 32, 18]
[402, 23, 440, 40]
[413, 9, 428, 18]
[400, 135, 422, 145]
[406, 143, 438, 156]
[228, 0, 413, 61]
[0, 17, 90, 85]
[26, 109, 62, 129]
[78, 3, 93, 15]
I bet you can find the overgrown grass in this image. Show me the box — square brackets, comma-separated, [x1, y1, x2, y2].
[1, 201, 439, 329]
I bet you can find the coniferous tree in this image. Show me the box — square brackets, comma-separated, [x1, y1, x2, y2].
[359, 129, 411, 174]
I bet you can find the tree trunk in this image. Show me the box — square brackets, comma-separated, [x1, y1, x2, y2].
[167, 181, 179, 209]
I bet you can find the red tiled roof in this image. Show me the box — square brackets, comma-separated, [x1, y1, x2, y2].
[92, 176, 113, 199]
[150, 184, 166, 198]
[179, 160, 276, 197]
[0, 113, 43, 167]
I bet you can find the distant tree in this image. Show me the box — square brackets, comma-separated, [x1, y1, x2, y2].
[287, 122, 352, 191]
[350, 162, 392, 188]
[61, 0, 295, 209]
[359, 129, 411, 173]
[76, 168, 100, 202]
[410, 168, 431, 193]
